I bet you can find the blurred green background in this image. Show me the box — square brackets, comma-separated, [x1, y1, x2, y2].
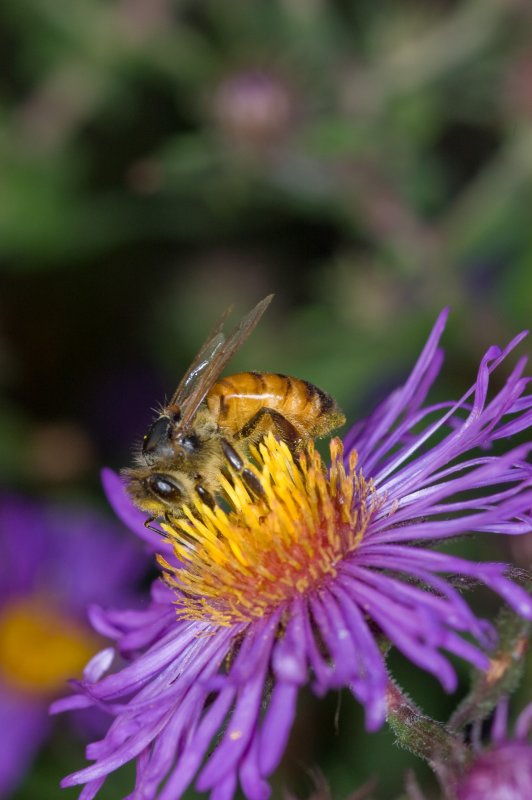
[1, 0, 531, 798]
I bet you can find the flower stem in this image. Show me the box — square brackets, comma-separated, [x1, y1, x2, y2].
[448, 591, 531, 733]
[386, 680, 470, 773]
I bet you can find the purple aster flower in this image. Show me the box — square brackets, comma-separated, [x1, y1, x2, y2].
[56, 310, 532, 800]
[454, 699, 532, 800]
[0, 496, 147, 798]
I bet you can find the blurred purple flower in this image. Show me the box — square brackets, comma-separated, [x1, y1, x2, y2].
[455, 699, 532, 800]
[57, 310, 532, 800]
[213, 68, 295, 150]
[0, 497, 147, 798]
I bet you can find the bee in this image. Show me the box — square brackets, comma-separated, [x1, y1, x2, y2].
[124, 295, 345, 526]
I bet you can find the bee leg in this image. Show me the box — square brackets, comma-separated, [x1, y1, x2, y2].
[220, 438, 266, 501]
[220, 438, 245, 471]
[163, 512, 198, 548]
[235, 408, 302, 454]
[196, 484, 216, 509]
[144, 516, 165, 535]
[241, 468, 266, 500]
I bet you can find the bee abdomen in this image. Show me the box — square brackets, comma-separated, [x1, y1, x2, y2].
[206, 372, 345, 441]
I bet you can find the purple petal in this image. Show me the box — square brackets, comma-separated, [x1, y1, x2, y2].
[345, 309, 449, 468]
[331, 584, 388, 730]
[339, 573, 458, 691]
[258, 681, 298, 776]
[492, 697, 509, 743]
[516, 703, 532, 739]
[83, 648, 115, 682]
[62, 705, 177, 786]
[271, 605, 307, 685]
[211, 772, 238, 800]
[196, 620, 277, 790]
[0, 691, 50, 797]
[158, 687, 236, 800]
[78, 777, 106, 800]
[240, 736, 271, 800]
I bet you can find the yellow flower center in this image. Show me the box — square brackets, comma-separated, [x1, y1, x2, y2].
[159, 435, 378, 626]
[0, 596, 100, 696]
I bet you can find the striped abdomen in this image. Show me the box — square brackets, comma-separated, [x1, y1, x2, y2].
[206, 372, 345, 442]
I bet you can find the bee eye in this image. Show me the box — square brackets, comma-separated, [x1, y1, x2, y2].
[146, 474, 183, 503]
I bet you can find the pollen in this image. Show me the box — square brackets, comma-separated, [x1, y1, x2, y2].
[159, 434, 379, 626]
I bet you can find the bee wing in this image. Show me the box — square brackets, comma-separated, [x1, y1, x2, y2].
[169, 304, 234, 408]
[175, 294, 274, 428]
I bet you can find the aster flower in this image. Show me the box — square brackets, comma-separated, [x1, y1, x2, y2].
[0, 496, 147, 798]
[56, 310, 532, 800]
[454, 699, 532, 800]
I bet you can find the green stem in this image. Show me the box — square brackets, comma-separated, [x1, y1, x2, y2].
[448, 598, 530, 733]
[386, 680, 471, 774]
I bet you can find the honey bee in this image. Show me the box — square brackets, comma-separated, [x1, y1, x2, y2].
[124, 295, 345, 526]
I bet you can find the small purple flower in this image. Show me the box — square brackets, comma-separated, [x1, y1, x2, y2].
[57, 310, 532, 800]
[455, 699, 532, 800]
[213, 68, 295, 150]
[0, 496, 147, 798]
